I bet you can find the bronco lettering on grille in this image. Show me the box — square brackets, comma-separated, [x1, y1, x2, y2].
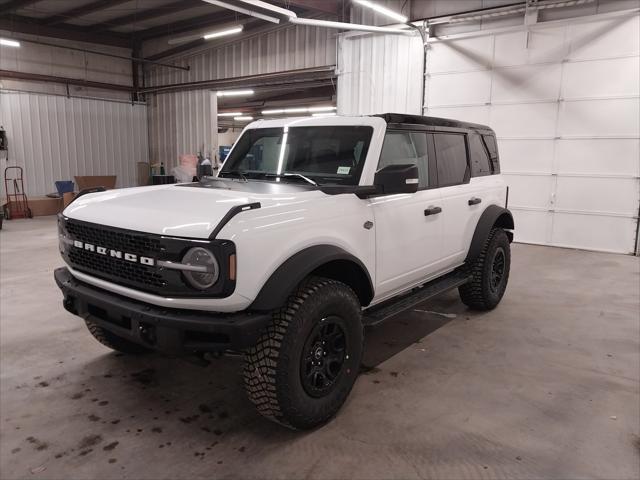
[72, 240, 155, 266]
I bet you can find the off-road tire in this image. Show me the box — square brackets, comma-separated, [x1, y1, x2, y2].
[85, 320, 151, 354]
[459, 227, 510, 310]
[243, 276, 363, 430]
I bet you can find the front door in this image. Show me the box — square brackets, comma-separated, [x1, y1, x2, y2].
[370, 130, 446, 301]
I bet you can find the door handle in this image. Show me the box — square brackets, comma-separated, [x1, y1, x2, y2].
[468, 197, 482, 206]
[424, 206, 442, 216]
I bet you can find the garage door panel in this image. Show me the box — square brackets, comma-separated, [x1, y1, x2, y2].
[555, 176, 639, 215]
[427, 71, 491, 106]
[493, 26, 568, 66]
[568, 15, 640, 60]
[492, 64, 562, 103]
[551, 213, 637, 253]
[562, 57, 640, 99]
[504, 175, 553, 209]
[558, 98, 640, 137]
[490, 103, 557, 138]
[428, 36, 493, 73]
[426, 105, 490, 125]
[511, 210, 551, 244]
[555, 139, 640, 176]
[499, 139, 555, 174]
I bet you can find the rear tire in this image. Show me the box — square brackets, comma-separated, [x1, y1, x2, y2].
[85, 320, 151, 354]
[459, 227, 510, 310]
[244, 276, 363, 430]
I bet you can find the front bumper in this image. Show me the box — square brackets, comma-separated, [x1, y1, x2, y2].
[54, 267, 271, 355]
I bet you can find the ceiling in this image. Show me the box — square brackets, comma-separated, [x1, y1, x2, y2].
[0, 0, 342, 50]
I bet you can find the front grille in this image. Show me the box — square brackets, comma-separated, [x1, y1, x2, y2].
[59, 217, 237, 298]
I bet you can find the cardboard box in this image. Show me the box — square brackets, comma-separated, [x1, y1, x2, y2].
[74, 175, 117, 191]
[27, 196, 63, 216]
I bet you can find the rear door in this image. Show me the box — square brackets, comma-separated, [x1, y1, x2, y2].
[431, 131, 483, 265]
[370, 129, 446, 300]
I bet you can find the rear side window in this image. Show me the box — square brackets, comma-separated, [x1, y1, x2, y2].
[378, 131, 429, 189]
[481, 134, 500, 174]
[433, 133, 468, 187]
[469, 133, 492, 177]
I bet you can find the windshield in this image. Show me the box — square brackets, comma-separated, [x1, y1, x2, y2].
[218, 126, 374, 185]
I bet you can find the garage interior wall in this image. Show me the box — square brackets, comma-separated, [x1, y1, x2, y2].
[425, 10, 640, 254]
[0, 34, 146, 197]
[144, 20, 337, 168]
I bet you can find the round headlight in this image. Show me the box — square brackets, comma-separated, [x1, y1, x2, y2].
[182, 247, 219, 290]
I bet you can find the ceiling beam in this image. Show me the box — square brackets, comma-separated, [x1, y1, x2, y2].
[88, 0, 204, 30]
[134, 10, 244, 40]
[272, 0, 340, 16]
[0, 0, 41, 15]
[0, 15, 132, 48]
[41, 0, 131, 26]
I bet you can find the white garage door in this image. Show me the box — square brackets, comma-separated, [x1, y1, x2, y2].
[425, 11, 640, 254]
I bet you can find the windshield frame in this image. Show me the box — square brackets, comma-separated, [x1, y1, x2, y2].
[217, 125, 375, 187]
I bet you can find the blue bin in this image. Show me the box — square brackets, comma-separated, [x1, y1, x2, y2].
[55, 181, 74, 196]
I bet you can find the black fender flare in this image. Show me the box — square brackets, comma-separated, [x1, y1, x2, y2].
[465, 205, 514, 263]
[249, 245, 374, 311]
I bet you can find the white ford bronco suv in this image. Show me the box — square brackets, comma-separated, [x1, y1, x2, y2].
[55, 113, 513, 429]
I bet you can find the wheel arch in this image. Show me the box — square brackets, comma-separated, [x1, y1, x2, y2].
[465, 205, 514, 264]
[249, 245, 374, 311]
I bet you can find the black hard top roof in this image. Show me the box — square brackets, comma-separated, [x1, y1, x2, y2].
[374, 113, 493, 132]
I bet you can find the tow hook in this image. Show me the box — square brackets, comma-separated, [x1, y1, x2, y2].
[139, 323, 157, 346]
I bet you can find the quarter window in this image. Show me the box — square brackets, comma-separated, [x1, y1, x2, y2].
[481, 134, 500, 174]
[434, 133, 468, 187]
[469, 133, 492, 177]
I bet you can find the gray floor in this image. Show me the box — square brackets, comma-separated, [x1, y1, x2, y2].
[1, 216, 638, 480]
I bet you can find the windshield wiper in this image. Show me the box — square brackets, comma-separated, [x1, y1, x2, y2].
[257, 172, 317, 186]
[218, 170, 248, 181]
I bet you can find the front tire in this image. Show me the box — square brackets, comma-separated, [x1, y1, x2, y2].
[244, 276, 363, 430]
[459, 227, 511, 310]
[85, 320, 151, 354]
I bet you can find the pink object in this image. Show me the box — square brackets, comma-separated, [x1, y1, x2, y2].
[179, 154, 198, 168]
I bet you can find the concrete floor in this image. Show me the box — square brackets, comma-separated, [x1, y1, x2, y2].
[1, 216, 638, 480]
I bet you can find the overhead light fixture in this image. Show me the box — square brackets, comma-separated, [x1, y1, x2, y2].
[203, 25, 243, 40]
[217, 89, 254, 97]
[312, 112, 337, 117]
[353, 0, 408, 23]
[218, 112, 244, 117]
[0, 38, 20, 48]
[262, 106, 337, 115]
[234, 116, 253, 121]
[202, 0, 292, 24]
[288, 17, 412, 35]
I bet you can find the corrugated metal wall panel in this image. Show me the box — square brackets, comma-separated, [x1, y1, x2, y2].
[147, 90, 217, 167]
[0, 91, 148, 197]
[336, 32, 423, 115]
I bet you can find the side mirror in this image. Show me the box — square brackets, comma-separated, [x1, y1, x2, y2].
[373, 164, 419, 195]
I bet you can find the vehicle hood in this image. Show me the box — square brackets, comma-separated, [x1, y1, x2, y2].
[63, 180, 325, 238]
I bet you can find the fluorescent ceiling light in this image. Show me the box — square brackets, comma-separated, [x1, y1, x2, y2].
[312, 112, 337, 117]
[0, 38, 20, 47]
[289, 17, 413, 35]
[234, 116, 253, 121]
[218, 112, 244, 116]
[202, 0, 281, 24]
[238, 0, 296, 18]
[203, 25, 243, 40]
[262, 106, 336, 115]
[217, 89, 254, 97]
[353, 0, 408, 23]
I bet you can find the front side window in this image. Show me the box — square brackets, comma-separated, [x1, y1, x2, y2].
[219, 126, 373, 185]
[377, 131, 429, 189]
[434, 133, 468, 187]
